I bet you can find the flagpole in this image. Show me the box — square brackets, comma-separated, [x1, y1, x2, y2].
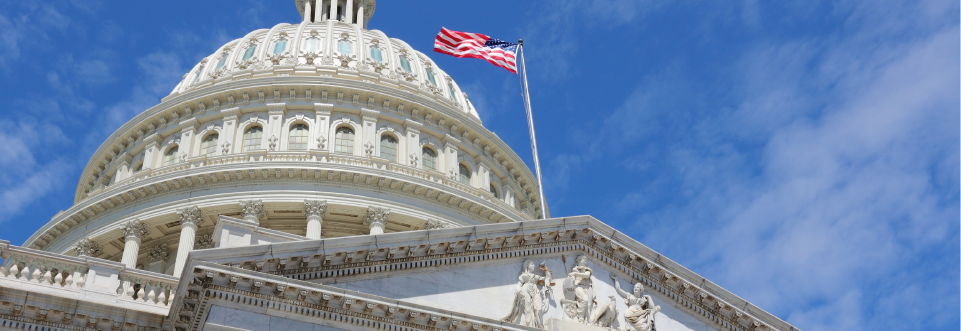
[517, 40, 548, 219]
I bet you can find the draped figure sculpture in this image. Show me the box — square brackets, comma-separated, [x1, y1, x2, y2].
[502, 260, 554, 328]
[561, 255, 595, 323]
[612, 275, 661, 331]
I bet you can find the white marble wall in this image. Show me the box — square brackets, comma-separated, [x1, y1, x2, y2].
[205, 305, 350, 331]
[327, 256, 717, 331]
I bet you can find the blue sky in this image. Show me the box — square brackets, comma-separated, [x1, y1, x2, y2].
[0, 0, 957, 330]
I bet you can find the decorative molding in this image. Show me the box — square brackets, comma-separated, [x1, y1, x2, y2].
[239, 200, 265, 224]
[120, 219, 149, 242]
[72, 238, 102, 258]
[177, 206, 203, 228]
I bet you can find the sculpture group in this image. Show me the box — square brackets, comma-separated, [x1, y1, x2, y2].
[503, 255, 661, 331]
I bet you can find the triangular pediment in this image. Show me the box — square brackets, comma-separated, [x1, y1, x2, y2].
[174, 216, 792, 331]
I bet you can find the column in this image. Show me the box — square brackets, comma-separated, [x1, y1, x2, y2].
[361, 108, 379, 157]
[303, 0, 312, 22]
[365, 206, 389, 235]
[345, 0, 353, 24]
[404, 120, 422, 167]
[119, 219, 149, 269]
[328, 0, 336, 21]
[173, 206, 202, 277]
[315, 0, 325, 22]
[356, 1, 365, 27]
[239, 200, 264, 225]
[304, 200, 327, 239]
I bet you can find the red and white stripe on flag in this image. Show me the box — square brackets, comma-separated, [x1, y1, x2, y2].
[433, 27, 518, 74]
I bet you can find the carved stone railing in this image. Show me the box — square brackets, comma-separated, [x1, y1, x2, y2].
[0, 240, 178, 316]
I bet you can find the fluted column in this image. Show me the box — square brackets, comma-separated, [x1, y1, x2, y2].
[345, 0, 353, 24]
[357, 1, 365, 27]
[173, 206, 202, 277]
[239, 200, 265, 225]
[315, 0, 324, 22]
[304, 200, 328, 239]
[365, 206, 389, 235]
[119, 219, 149, 269]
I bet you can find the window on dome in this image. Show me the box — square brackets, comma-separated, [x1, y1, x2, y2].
[379, 134, 397, 161]
[215, 55, 228, 70]
[490, 183, 498, 197]
[305, 38, 320, 52]
[448, 81, 457, 101]
[243, 126, 263, 151]
[426, 69, 437, 86]
[192, 64, 205, 83]
[338, 40, 351, 54]
[242, 46, 257, 60]
[370, 46, 383, 62]
[334, 126, 354, 154]
[422, 147, 436, 170]
[163, 146, 179, 166]
[459, 164, 471, 184]
[273, 40, 288, 54]
[201, 133, 218, 157]
[288, 124, 309, 151]
[399, 56, 411, 72]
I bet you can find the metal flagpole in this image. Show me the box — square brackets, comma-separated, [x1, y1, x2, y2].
[517, 40, 548, 219]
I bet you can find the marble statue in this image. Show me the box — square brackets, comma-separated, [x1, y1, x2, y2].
[561, 255, 595, 323]
[503, 260, 554, 328]
[612, 275, 661, 331]
[590, 295, 619, 328]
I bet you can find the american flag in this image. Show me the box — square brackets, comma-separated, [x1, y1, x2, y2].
[433, 27, 518, 74]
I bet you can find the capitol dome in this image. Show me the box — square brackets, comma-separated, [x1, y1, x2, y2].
[24, 0, 543, 277]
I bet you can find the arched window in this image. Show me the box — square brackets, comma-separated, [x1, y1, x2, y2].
[459, 164, 471, 185]
[379, 134, 397, 161]
[448, 81, 457, 101]
[490, 183, 498, 197]
[421, 147, 436, 170]
[242, 45, 257, 60]
[304, 38, 320, 52]
[215, 55, 228, 70]
[334, 126, 354, 154]
[272, 40, 287, 54]
[399, 56, 411, 72]
[370, 46, 383, 62]
[425, 69, 437, 86]
[338, 40, 352, 54]
[201, 133, 219, 157]
[163, 146, 179, 166]
[192, 64, 205, 83]
[243, 126, 263, 151]
[288, 124, 309, 150]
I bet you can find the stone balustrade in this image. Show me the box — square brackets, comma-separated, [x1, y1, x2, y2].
[0, 240, 178, 315]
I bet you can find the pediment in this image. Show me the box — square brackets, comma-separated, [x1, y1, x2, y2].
[175, 216, 791, 331]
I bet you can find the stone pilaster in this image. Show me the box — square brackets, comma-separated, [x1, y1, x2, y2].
[304, 200, 328, 240]
[365, 206, 390, 235]
[173, 206, 202, 276]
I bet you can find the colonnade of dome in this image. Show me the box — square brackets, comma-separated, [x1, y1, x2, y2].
[22, 0, 545, 279]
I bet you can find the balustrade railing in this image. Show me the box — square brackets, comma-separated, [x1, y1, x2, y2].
[0, 241, 178, 315]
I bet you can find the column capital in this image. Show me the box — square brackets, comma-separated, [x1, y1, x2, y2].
[364, 206, 390, 228]
[177, 206, 203, 228]
[147, 245, 169, 263]
[314, 103, 334, 114]
[361, 108, 380, 122]
[73, 238, 102, 258]
[403, 119, 423, 133]
[304, 200, 328, 219]
[121, 219, 150, 243]
[239, 200, 265, 224]
[267, 103, 286, 114]
[221, 106, 241, 119]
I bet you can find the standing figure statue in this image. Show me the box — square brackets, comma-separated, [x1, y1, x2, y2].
[611, 275, 661, 331]
[561, 255, 594, 323]
[503, 260, 554, 328]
